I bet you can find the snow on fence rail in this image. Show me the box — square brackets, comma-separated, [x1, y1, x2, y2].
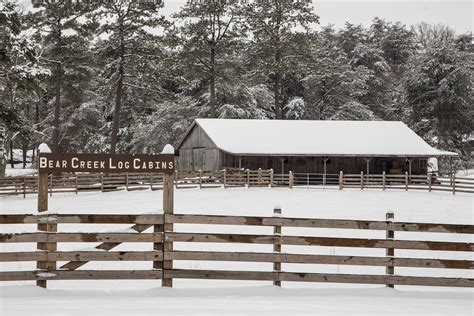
[1, 211, 473, 288]
[1, 170, 473, 196]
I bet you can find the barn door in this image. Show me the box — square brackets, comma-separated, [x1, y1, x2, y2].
[192, 148, 204, 171]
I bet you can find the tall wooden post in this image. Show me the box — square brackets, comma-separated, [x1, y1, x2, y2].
[162, 166, 175, 287]
[360, 171, 364, 190]
[385, 212, 394, 288]
[338, 171, 343, 190]
[273, 207, 282, 286]
[37, 169, 50, 288]
[270, 169, 274, 188]
[199, 169, 202, 189]
[452, 174, 456, 195]
[382, 171, 386, 191]
[405, 172, 409, 191]
[428, 173, 432, 192]
[289, 171, 293, 189]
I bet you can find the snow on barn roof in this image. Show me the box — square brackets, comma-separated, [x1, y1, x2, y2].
[184, 119, 457, 157]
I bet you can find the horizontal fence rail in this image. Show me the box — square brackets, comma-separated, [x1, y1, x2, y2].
[1, 170, 473, 196]
[1, 211, 473, 288]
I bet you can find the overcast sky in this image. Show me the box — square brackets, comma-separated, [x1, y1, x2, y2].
[17, 0, 473, 34]
[161, 0, 472, 34]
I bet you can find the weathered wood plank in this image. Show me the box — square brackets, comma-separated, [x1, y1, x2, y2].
[59, 223, 153, 270]
[164, 251, 474, 269]
[165, 269, 474, 288]
[0, 251, 163, 262]
[0, 270, 163, 281]
[167, 214, 474, 234]
[166, 232, 474, 251]
[0, 233, 162, 243]
[0, 214, 163, 225]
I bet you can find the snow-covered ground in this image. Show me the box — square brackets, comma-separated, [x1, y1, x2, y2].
[1, 187, 473, 315]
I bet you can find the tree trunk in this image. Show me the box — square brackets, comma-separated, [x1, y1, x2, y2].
[52, 27, 62, 153]
[209, 46, 217, 118]
[274, 71, 282, 119]
[110, 36, 125, 154]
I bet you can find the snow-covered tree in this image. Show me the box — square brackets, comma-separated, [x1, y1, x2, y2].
[243, 0, 318, 119]
[284, 97, 305, 120]
[171, 1, 244, 118]
[92, 0, 167, 154]
[330, 101, 375, 121]
[404, 33, 473, 165]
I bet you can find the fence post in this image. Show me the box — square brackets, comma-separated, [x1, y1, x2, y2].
[223, 169, 227, 189]
[405, 172, 408, 191]
[382, 171, 386, 191]
[338, 171, 343, 190]
[37, 170, 49, 288]
[198, 169, 202, 189]
[452, 174, 456, 195]
[273, 207, 282, 287]
[49, 174, 53, 197]
[258, 168, 262, 186]
[125, 173, 129, 191]
[289, 171, 293, 189]
[428, 173, 432, 192]
[100, 173, 104, 192]
[270, 169, 274, 188]
[360, 171, 364, 190]
[162, 156, 175, 287]
[385, 212, 394, 288]
[75, 174, 78, 194]
[23, 176, 26, 198]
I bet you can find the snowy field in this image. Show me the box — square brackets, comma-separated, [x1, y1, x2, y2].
[1, 187, 473, 315]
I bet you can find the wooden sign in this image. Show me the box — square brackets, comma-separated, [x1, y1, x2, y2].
[38, 153, 175, 173]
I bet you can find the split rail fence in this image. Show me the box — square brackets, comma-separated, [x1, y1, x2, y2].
[1, 169, 473, 196]
[1, 211, 473, 288]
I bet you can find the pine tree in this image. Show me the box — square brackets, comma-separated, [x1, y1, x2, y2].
[172, 1, 243, 118]
[243, 0, 318, 119]
[92, 0, 167, 154]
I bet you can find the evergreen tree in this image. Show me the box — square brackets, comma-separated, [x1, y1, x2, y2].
[243, 0, 318, 119]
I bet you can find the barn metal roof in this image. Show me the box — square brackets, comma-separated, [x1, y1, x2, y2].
[181, 119, 457, 157]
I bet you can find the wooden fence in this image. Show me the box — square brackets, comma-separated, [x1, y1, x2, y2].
[1, 169, 473, 196]
[1, 211, 473, 288]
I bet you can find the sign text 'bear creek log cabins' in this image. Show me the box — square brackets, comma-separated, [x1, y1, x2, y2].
[38, 153, 175, 174]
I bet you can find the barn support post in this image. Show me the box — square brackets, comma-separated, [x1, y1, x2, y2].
[338, 171, 343, 190]
[273, 207, 282, 286]
[37, 168, 50, 288]
[385, 212, 395, 288]
[322, 156, 329, 187]
[280, 157, 285, 175]
[364, 158, 371, 186]
[360, 171, 364, 190]
[238, 156, 242, 169]
[162, 146, 175, 288]
[258, 168, 262, 186]
[406, 158, 413, 182]
[289, 171, 293, 189]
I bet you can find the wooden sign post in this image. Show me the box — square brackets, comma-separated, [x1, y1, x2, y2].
[36, 146, 175, 288]
[162, 170, 174, 287]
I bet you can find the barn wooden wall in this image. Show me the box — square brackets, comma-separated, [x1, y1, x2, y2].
[177, 124, 428, 174]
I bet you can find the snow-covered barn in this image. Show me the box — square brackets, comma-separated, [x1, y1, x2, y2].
[176, 119, 457, 175]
